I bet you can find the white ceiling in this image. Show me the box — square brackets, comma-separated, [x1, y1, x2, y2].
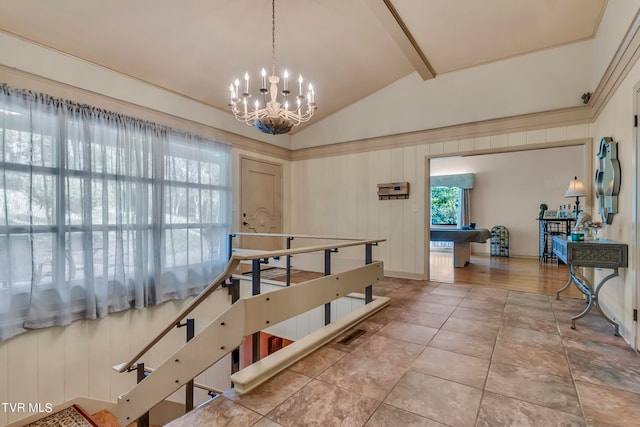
[0, 0, 607, 135]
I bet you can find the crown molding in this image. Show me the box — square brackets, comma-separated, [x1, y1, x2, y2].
[291, 106, 592, 161]
[589, 7, 640, 121]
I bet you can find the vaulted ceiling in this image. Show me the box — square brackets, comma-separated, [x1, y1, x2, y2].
[0, 0, 607, 138]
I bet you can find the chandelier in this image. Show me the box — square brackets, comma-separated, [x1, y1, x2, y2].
[229, 0, 316, 135]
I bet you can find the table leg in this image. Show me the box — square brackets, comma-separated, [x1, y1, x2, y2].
[453, 242, 471, 268]
[569, 267, 620, 335]
[592, 269, 621, 336]
[555, 276, 572, 300]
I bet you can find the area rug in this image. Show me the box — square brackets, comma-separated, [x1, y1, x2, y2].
[25, 404, 98, 427]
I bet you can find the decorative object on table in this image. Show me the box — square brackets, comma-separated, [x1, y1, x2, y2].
[542, 209, 559, 219]
[573, 211, 592, 229]
[595, 137, 621, 224]
[538, 203, 548, 219]
[564, 176, 587, 218]
[589, 220, 603, 240]
[570, 211, 592, 241]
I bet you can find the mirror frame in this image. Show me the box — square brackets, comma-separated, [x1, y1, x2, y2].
[594, 136, 621, 224]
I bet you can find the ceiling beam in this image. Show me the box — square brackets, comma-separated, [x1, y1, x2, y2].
[365, 0, 436, 81]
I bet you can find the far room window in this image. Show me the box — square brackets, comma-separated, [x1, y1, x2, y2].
[431, 186, 459, 226]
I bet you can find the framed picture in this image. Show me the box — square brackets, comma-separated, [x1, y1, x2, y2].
[543, 210, 559, 219]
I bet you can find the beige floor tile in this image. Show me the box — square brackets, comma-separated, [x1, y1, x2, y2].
[575, 380, 640, 426]
[365, 404, 446, 426]
[418, 294, 463, 306]
[403, 300, 457, 316]
[564, 338, 640, 394]
[351, 334, 424, 366]
[411, 347, 490, 389]
[267, 379, 379, 427]
[428, 329, 496, 359]
[287, 347, 347, 378]
[376, 320, 438, 345]
[503, 303, 557, 321]
[165, 396, 262, 427]
[497, 325, 562, 350]
[450, 306, 503, 322]
[492, 339, 571, 378]
[485, 361, 581, 416]
[395, 310, 449, 329]
[430, 286, 470, 298]
[501, 311, 559, 334]
[317, 353, 407, 401]
[385, 371, 482, 427]
[223, 370, 312, 415]
[440, 316, 500, 339]
[477, 391, 586, 427]
[458, 298, 505, 312]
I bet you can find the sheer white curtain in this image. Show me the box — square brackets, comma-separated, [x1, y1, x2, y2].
[457, 188, 471, 227]
[0, 84, 231, 340]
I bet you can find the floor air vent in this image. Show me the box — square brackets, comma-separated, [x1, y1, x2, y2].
[338, 329, 366, 345]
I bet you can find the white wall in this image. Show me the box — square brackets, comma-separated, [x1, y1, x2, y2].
[294, 41, 593, 148]
[291, 124, 591, 278]
[0, 289, 233, 426]
[588, 43, 640, 345]
[591, 0, 640, 91]
[431, 146, 585, 257]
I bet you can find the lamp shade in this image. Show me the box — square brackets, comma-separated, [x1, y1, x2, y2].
[564, 176, 587, 198]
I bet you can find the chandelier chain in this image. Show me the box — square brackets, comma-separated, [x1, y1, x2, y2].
[271, 0, 276, 76]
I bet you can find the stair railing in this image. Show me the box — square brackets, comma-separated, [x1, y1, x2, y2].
[114, 235, 384, 427]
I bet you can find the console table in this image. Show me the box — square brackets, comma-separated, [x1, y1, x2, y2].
[552, 235, 628, 335]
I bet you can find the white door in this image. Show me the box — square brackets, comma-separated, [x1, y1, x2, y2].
[634, 86, 640, 350]
[240, 157, 283, 253]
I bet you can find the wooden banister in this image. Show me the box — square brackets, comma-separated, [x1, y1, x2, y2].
[114, 257, 241, 373]
[115, 236, 382, 373]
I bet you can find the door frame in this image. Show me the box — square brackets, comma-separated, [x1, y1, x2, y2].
[633, 83, 640, 349]
[423, 138, 592, 281]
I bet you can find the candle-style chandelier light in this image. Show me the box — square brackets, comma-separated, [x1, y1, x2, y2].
[229, 0, 317, 135]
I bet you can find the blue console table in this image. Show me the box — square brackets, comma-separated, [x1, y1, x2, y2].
[552, 235, 628, 335]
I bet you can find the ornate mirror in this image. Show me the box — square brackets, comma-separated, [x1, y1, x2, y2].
[594, 137, 621, 224]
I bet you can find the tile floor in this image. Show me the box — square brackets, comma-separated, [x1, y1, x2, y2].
[167, 278, 640, 427]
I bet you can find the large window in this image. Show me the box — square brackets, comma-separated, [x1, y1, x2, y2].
[0, 85, 231, 340]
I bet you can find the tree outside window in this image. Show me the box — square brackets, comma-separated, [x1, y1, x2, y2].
[431, 186, 459, 225]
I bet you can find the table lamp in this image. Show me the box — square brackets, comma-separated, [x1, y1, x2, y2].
[564, 176, 587, 218]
